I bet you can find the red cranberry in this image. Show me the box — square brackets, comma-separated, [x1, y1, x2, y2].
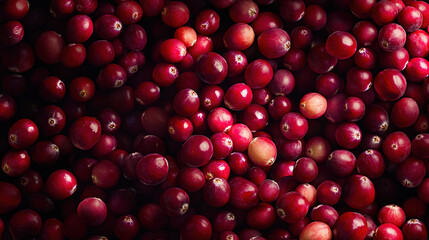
[373, 223, 403, 240]
[293, 157, 318, 183]
[229, 176, 259, 209]
[258, 28, 291, 59]
[1, 149, 30, 176]
[159, 187, 189, 216]
[398, 6, 423, 32]
[91, 160, 121, 189]
[396, 156, 426, 188]
[280, 112, 308, 140]
[374, 69, 407, 101]
[378, 204, 406, 227]
[179, 135, 213, 167]
[402, 219, 428, 240]
[371, 0, 399, 26]
[203, 177, 230, 207]
[276, 191, 309, 223]
[0, 181, 21, 214]
[39, 76, 66, 102]
[326, 31, 357, 59]
[113, 214, 140, 240]
[180, 215, 212, 240]
[300, 221, 332, 240]
[229, 0, 259, 23]
[357, 149, 385, 179]
[333, 212, 368, 240]
[9, 209, 42, 239]
[405, 29, 429, 58]
[258, 179, 280, 202]
[279, 0, 305, 22]
[382, 131, 411, 163]
[223, 23, 255, 51]
[248, 137, 277, 167]
[8, 118, 39, 150]
[138, 203, 167, 230]
[136, 153, 169, 185]
[412, 133, 429, 159]
[116, 0, 143, 25]
[302, 5, 327, 30]
[161, 1, 190, 28]
[87, 40, 115, 66]
[77, 197, 107, 226]
[343, 175, 375, 209]
[307, 44, 338, 74]
[227, 123, 253, 152]
[335, 122, 362, 149]
[69, 116, 101, 150]
[94, 14, 122, 40]
[44, 169, 77, 200]
[311, 204, 339, 227]
[299, 92, 328, 119]
[35, 31, 65, 64]
[317, 180, 342, 206]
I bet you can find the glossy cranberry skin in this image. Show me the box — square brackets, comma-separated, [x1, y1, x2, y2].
[94, 14, 122, 40]
[276, 191, 309, 223]
[180, 215, 212, 240]
[377, 204, 406, 228]
[136, 153, 169, 185]
[8, 118, 39, 150]
[406, 29, 429, 58]
[371, 0, 399, 26]
[229, 177, 259, 209]
[0, 181, 21, 214]
[397, 6, 423, 32]
[307, 44, 338, 74]
[195, 52, 228, 85]
[203, 177, 230, 207]
[257, 28, 291, 59]
[2, 0, 30, 19]
[91, 160, 121, 189]
[299, 92, 328, 119]
[382, 131, 411, 163]
[44, 169, 77, 200]
[210, 133, 234, 159]
[226, 123, 252, 152]
[113, 214, 140, 240]
[316, 180, 341, 206]
[302, 5, 327, 30]
[116, 0, 143, 25]
[138, 203, 167, 230]
[0, 20, 23, 46]
[291, 26, 313, 49]
[333, 212, 368, 240]
[167, 116, 193, 142]
[161, 1, 190, 28]
[402, 219, 428, 240]
[69, 116, 101, 150]
[280, 112, 308, 140]
[391, 97, 419, 128]
[326, 149, 356, 177]
[374, 69, 407, 101]
[396, 156, 426, 188]
[229, 0, 259, 23]
[356, 149, 385, 179]
[213, 211, 236, 232]
[9, 209, 42, 240]
[194, 9, 220, 35]
[1, 149, 29, 176]
[335, 122, 362, 149]
[223, 23, 255, 51]
[310, 204, 339, 228]
[77, 197, 107, 226]
[160, 39, 187, 64]
[66, 14, 93, 43]
[180, 135, 213, 167]
[87, 40, 115, 67]
[245, 59, 273, 89]
[325, 31, 357, 60]
[279, 0, 305, 22]
[409, 1, 429, 28]
[343, 175, 375, 209]
[258, 179, 280, 202]
[378, 23, 407, 53]
[177, 167, 205, 192]
[159, 187, 189, 216]
[373, 223, 403, 240]
[1, 42, 34, 73]
[35, 31, 65, 64]
[173, 88, 200, 118]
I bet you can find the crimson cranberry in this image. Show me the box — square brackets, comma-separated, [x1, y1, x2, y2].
[138, 203, 167, 230]
[202, 159, 231, 180]
[317, 180, 342, 206]
[300, 221, 332, 240]
[373, 223, 403, 240]
[302, 5, 327, 30]
[179, 135, 213, 167]
[113, 214, 140, 240]
[299, 92, 327, 119]
[229, 176, 259, 209]
[44, 169, 77, 200]
[9, 209, 42, 239]
[291, 26, 313, 49]
[356, 149, 385, 179]
[1, 42, 34, 73]
[326, 149, 356, 177]
[161, 1, 190, 28]
[223, 23, 255, 51]
[87, 40, 115, 66]
[77, 197, 107, 226]
[136, 153, 169, 185]
[258, 179, 280, 202]
[412, 133, 429, 159]
[326, 31, 357, 59]
[116, 0, 143, 25]
[343, 175, 375, 209]
[35, 31, 65, 64]
[311, 204, 339, 227]
[383, 131, 411, 163]
[258, 28, 291, 59]
[276, 191, 309, 223]
[227, 123, 253, 152]
[91, 160, 121, 189]
[293, 157, 318, 183]
[177, 167, 205, 192]
[168, 116, 193, 142]
[229, 0, 259, 23]
[371, 0, 399, 26]
[0, 20, 24, 46]
[8, 118, 39, 150]
[210, 133, 234, 159]
[0, 181, 21, 214]
[374, 69, 407, 101]
[245, 59, 273, 89]
[203, 177, 230, 207]
[69, 116, 101, 150]
[378, 204, 406, 227]
[405, 29, 429, 58]
[159, 187, 189, 216]
[280, 112, 308, 140]
[307, 44, 338, 74]
[1, 149, 30, 176]
[180, 215, 212, 240]
[279, 0, 305, 22]
[402, 219, 428, 240]
[333, 212, 368, 240]
[94, 14, 122, 40]
[66, 14, 93, 43]
[398, 6, 423, 32]
[396, 157, 426, 188]
[213, 211, 236, 232]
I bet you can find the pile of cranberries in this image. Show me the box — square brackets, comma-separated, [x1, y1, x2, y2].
[2, 0, 429, 239]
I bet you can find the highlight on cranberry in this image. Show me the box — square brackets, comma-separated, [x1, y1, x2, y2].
[1, 0, 429, 239]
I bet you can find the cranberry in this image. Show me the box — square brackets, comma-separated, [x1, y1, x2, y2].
[326, 149, 356, 177]
[113, 214, 140, 240]
[374, 69, 407, 101]
[229, 0, 259, 23]
[398, 6, 423, 32]
[396, 156, 426, 188]
[299, 92, 328, 119]
[378, 204, 406, 227]
[161, 1, 190, 28]
[251, 12, 283, 35]
[9, 209, 42, 239]
[138, 203, 167, 230]
[0, 181, 21, 214]
[223, 23, 255, 51]
[180, 215, 212, 240]
[383, 131, 411, 163]
[35, 31, 65, 64]
[311, 204, 339, 227]
[405, 29, 429, 58]
[77, 197, 107, 226]
[44, 169, 77, 200]
[227, 123, 253, 152]
[257, 28, 291, 59]
[69, 116, 102, 150]
[373, 223, 403, 240]
[335, 122, 362, 149]
[326, 31, 357, 59]
[371, 0, 399, 26]
[91, 160, 121, 189]
[357, 149, 385, 179]
[302, 5, 327, 30]
[276, 191, 310, 223]
[280, 112, 308, 140]
[213, 211, 236, 232]
[203, 177, 230, 207]
[300, 221, 332, 240]
[333, 212, 368, 240]
[307, 44, 338, 74]
[402, 219, 428, 240]
[317, 180, 342, 206]
[159, 187, 189, 216]
[248, 137, 277, 167]
[229, 177, 259, 209]
[343, 175, 375, 209]
[8, 118, 39, 150]
[136, 153, 169, 185]
[94, 14, 122, 40]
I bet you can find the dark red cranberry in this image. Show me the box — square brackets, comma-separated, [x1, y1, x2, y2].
[38, 218, 63, 240]
[326, 31, 357, 59]
[177, 167, 205, 192]
[405, 29, 429, 58]
[398, 6, 423, 32]
[91, 160, 121, 189]
[1, 149, 30, 176]
[202, 159, 231, 180]
[194, 9, 220, 35]
[116, 0, 143, 25]
[307, 44, 338, 74]
[402, 219, 428, 240]
[343, 175, 375, 209]
[179, 135, 213, 167]
[35, 31, 65, 64]
[210, 133, 234, 159]
[317, 180, 342, 206]
[195, 52, 228, 85]
[229, 176, 259, 209]
[258, 179, 280, 202]
[9, 209, 42, 239]
[136, 153, 169, 185]
[229, 0, 259, 23]
[356, 149, 385, 179]
[276, 191, 309, 223]
[258, 28, 291, 59]
[159, 187, 190, 216]
[203, 177, 230, 207]
[108, 188, 136, 215]
[213, 211, 236, 232]
[326, 149, 356, 177]
[311, 204, 339, 227]
[44, 169, 77, 200]
[227, 123, 253, 152]
[382, 131, 411, 163]
[113, 214, 140, 240]
[8, 118, 39, 150]
[94, 14, 122, 40]
[346, 67, 373, 94]
[0, 181, 21, 214]
[377, 204, 406, 227]
[412, 133, 429, 159]
[1, 42, 35, 73]
[371, 0, 399, 26]
[396, 156, 426, 188]
[69, 116, 101, 150]
[161, 1, 190, 28]
[373, 223, 403, 240]
[66, 14, 93, 43]
[180, 215, 212, 240]
[280, 112, 308, 140]
[77, 197, 107, 226]
[138, 203, 168, 230]
[302, 5, 327, 30]
[87, 40, 115, 66]
[333, 212, 368, 240]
